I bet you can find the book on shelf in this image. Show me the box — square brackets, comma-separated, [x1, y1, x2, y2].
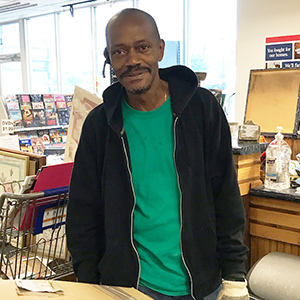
[3, 94, 20, 111]
[49, 128, 66, 144]
[55, 94, 70, 125]
[4, 93, 73, 130]
[8, 110, 23, 128]
[17, 94, 35, 127]
[57, 108, 69, 125]
[43, 94, 56, 110]
[17, 130, 39, 139]
[3, 95, 23, 128]
[30, 94, 44, 110]
[43, 94, 58, 126]
[31, 137, 45, 155]
[32, 109, 46, 127]
[17, 94, 31, 110]
[19, 138, 33, 153]
[54, 94, 67, 109]
[45, 109, 58, 126]
[21, 107, 34, 127]
[64, 94, 73, 110]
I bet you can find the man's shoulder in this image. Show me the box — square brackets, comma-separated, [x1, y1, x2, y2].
[84, 102, 107, 127]
[191, 87, 220, 107]
[87, 102, 105, 117]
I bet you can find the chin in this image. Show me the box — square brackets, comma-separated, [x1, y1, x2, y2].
[122, 83, 151, 95]
[131, 87, 151, 94]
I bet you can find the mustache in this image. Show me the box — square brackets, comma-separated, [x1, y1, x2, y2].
[120, 65, 151, 79]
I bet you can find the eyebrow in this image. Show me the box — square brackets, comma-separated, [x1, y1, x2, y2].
[111, 39, 153, 49]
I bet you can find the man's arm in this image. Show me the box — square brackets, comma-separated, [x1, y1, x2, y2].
[66, 113, 105, 283]
[208, 97, 249, 279]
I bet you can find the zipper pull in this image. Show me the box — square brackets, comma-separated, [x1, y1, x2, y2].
[120, 127, 125, 137]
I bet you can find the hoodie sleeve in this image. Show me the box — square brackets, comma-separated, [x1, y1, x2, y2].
[207, 93, 249, 278]
[66, 110, 105, 283]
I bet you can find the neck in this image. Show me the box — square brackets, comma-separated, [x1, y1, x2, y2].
[125, 80, 169, 111]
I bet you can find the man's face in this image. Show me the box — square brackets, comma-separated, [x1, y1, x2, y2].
[107, 15, 164, 95]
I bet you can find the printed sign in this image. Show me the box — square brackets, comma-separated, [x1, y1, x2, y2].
[1, 119, 15, 134]
[265, 43, 292, 61]
[265, 34, 300, 68]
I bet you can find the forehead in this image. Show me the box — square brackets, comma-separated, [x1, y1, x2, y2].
[107, 14, 159, 48]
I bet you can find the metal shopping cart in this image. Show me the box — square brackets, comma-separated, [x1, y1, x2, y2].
[0, 186, 74, 280]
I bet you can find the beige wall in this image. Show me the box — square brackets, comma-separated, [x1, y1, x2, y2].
[236, 0, 300, 124]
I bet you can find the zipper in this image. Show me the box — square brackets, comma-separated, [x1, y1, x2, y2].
[120, 130, 141, 288]
[173, 116, 196, 300]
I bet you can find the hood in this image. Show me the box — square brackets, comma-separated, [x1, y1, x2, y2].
[102, 65, 199, 134]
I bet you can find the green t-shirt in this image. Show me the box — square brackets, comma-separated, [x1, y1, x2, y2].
[122, 97, 190, 296]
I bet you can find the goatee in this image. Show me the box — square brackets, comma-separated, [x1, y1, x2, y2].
[129, 83, 152, 95]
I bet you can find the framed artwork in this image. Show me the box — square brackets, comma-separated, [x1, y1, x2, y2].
[64, 85, 103, 162]
[0, 147, 46, 176]
[245, 68, 300, 137]
[0, 150, 29, 193]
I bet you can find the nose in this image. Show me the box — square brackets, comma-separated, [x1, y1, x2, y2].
[125, 48, 140, 66]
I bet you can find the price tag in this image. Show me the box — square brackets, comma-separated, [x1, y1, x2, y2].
[238, 120, 261, 141]
[1, 119, 15, 134]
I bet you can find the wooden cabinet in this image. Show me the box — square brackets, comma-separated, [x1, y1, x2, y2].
[234, 152, 262, 196]
[249, 195, 300, 267]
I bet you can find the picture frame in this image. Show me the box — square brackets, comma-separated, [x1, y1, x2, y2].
[245, 68, 300, 137]
[64, 85, 103, 162]
[0, 150, 30, 194]
[0, 147, 46, 176]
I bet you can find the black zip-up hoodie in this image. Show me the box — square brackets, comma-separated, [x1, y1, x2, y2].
[66, 65, 248, 300]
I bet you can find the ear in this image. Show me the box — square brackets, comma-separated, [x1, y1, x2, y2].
[158, 39, 165, 62]
[103, 47, 111, 64]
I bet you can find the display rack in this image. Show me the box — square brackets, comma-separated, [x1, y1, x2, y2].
[0, 187, 73, 280]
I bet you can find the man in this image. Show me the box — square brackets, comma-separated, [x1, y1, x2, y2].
[66, 8, 249, 300]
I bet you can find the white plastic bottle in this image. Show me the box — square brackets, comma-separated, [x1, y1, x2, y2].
[264, 126, 292, 190]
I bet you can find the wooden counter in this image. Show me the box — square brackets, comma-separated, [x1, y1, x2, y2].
[0, 280, 152, 300]
[248, 187, 300, 267]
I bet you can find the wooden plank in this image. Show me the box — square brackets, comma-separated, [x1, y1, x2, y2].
[285, 243, 292, 254]
[239, 181, 251, 196]
[251, 196, 300, 213]
[239, 179, 262, 196]
[250, 236, 259, 266]
[250, 223, 300, 245]
[277, 241, 285, 252]
[236, 164, 260, 182]
[250, 236, 300, 266]
[291, 245, 300, 255]
[250, 207, 300, 230]
[233, 153, 261, 166]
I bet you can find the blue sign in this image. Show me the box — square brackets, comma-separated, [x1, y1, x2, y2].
[266, 43, 292, 61]
[282, 61, 300, 68]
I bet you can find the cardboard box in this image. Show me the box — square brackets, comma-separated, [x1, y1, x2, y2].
[1, 280, 153, 300]
[1, 255, 54, 279]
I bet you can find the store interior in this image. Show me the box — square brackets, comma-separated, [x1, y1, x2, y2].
[1, 1, 300, 299]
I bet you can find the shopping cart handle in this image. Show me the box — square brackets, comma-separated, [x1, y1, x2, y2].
[43, 186, 69, 196]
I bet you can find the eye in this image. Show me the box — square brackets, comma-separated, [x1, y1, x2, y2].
[112, 49, 126, 56]
[137, 44, 150, 52]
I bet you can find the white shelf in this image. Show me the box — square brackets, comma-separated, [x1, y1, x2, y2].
[14, 125, 68, 132]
